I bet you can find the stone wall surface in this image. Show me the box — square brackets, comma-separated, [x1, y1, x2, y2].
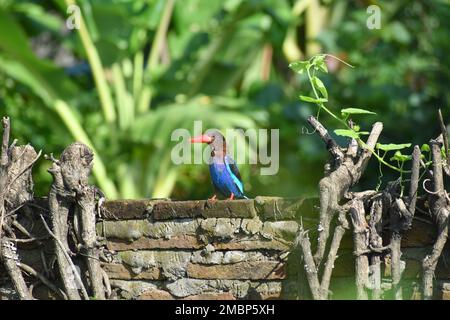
[0, 196, 449, 300]
[97, 197, 306, 300]
[97, 197, 449, 300]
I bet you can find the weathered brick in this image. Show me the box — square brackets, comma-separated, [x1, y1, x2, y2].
[253, 282, 283, 300]
[199, 218, 241, 239]
[117, 251, 192, 280]
[165, 279, 282, 299]
[240, 218, 263, 235]
[213, 238, 291, 251]
[260, 221, 298, 240]
[106, 235, 292, 252]
[98, 219, 200, 242]
[106, 235, 203, 251]
[255, 196, 317, 220]
[182, 293, 236, 300]
[442, 282, 450, 291]
[443, 290, 450, 300]
[222, 251, 267, 264]
[152, 199, 257, 220]
[138, 289, 174, 300]
[186, 261, 286, 280]
[190, 250, 270, 265]
[191, 251, 224, 264]
[110, 280, 159, 299]
[102, 263, 161, 280]
[103, 199, 167, 219]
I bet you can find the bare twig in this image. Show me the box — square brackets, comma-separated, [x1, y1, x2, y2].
[0, 116, 38, 300]
[368, 197, 383, 299]
[350, 200, 369, 300]
[0, 240, 32, 299]
[307, 116, 344, 167]
[309, 117, 383, 266]
[438, 109, 450, 176]
[422, 138, 450, 299]
[39, 214, 89, 300]
[19, 263, 67, 300]
[1, 117, 10, 166]
[77, 185, 106, 299]
[295, 229, 321, 300]
[409, 146, 421, 214]
[5, 149, 42, 191]
[319, 223, 347, 296]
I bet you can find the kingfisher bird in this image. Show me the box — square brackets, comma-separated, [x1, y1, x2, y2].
[190, 131, 248, 200]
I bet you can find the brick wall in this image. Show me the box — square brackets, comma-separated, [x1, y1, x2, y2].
[97, 197, 449, 300]
[97, 197, 305, 300]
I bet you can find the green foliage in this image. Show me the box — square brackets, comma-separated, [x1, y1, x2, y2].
[299, 95, 327, 104]
[341, 108, 376, 117]
[0, 0, 280, 199]
[376, 143, 412, 152]
[290, 52, 421, 193]
[334, 129, 368, 139]
[389, 151, 412, 163]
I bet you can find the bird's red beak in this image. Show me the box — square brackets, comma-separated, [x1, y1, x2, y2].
[190, 135, 213, 144]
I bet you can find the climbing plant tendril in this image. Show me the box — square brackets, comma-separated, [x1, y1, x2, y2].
[289, 54, 413, 176]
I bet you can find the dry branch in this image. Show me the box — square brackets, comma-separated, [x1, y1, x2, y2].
[295, 229, 322, 300]
[19, 262, 67, 300]
[77, 185, 106, 299]
[296, 116, 382, 300]
[422, 139, 450, 299]
[47, 155, 82, 300]
[368, 197, 383, 299]
[438, 109, 450, 176]
[45, 142, 108, 300]
[350, 200, 369, 300]
[0, 117, 41, 300]
[388, 145, 421, 300]
[306, 115, 382, 267]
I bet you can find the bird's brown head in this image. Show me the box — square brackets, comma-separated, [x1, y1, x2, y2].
[190, 130, 226, 156]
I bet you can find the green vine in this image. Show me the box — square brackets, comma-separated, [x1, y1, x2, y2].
[289, 54, 414, 180]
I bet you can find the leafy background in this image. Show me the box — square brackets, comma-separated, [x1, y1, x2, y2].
[0, 0, 449, 201]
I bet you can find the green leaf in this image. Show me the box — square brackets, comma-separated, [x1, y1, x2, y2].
[334, 129, 359, 139]
[420, 144, 430, 152]
[390, 151, 412, 162]
[341, 108, 376, 116]
[312, 76, 328, 99]
[14, 3, 62, 32]
[311, 55, 328, 73]
[376, 143, 412, 151]
[299, 95, 327, 104]
[289, 61, 309, 74]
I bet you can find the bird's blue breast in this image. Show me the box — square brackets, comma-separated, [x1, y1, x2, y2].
[209, 159, 245, 198]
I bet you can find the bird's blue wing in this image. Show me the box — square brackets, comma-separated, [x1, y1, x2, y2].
[224, 155, 244, 195]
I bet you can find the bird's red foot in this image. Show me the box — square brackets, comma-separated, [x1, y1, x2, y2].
[228, 193, 235, 200]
